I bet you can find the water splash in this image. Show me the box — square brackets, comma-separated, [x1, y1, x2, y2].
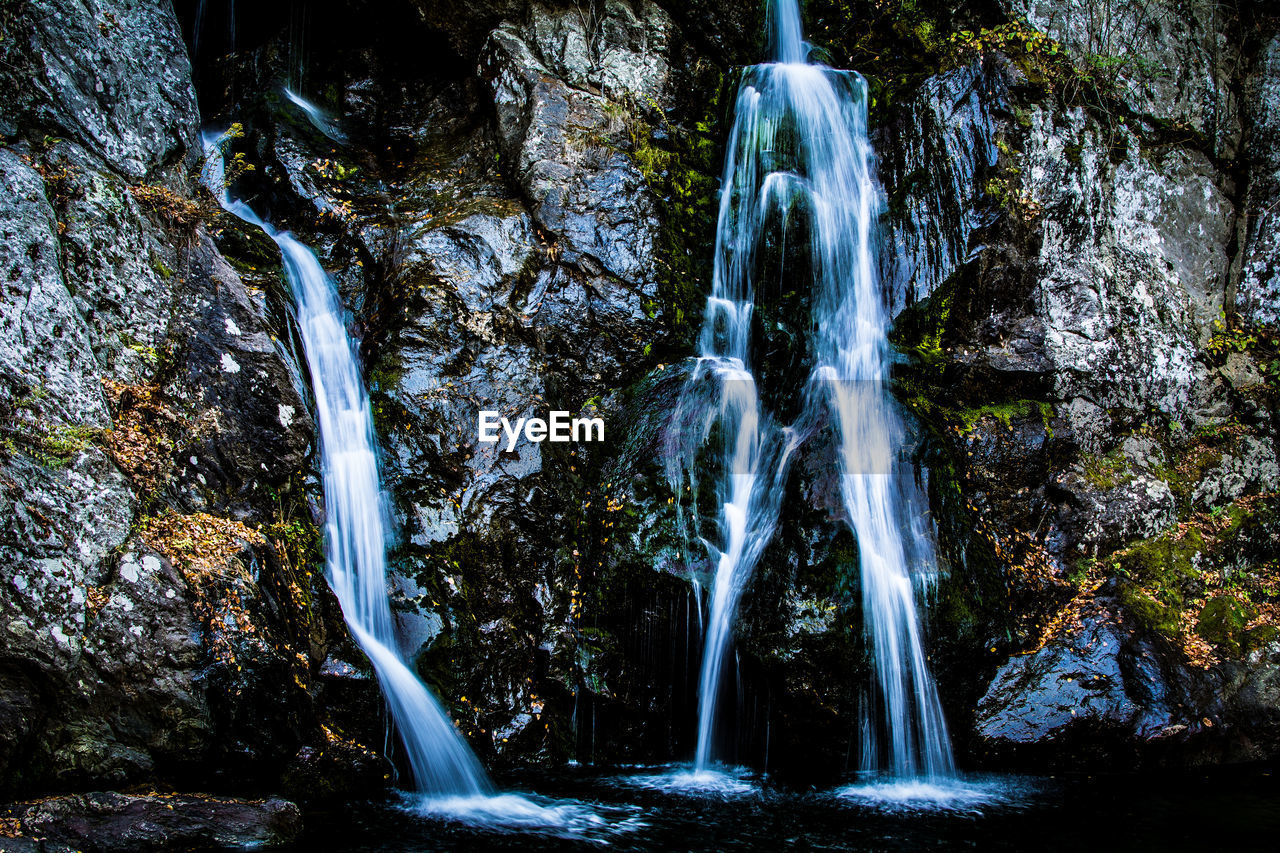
[617, 764, 762, 799]
[201, 130, 490, 797]
[407, 791, 647, 840]
[672, 0, 954, 780]
[836, 774, 1040, 814]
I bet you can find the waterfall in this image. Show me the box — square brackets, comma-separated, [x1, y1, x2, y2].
[201, 132, 492, 797]
[282, 87, 349, 144]
[676, 0, 954, 780]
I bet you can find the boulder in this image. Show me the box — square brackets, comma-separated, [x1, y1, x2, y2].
[2, 792, 300, 852]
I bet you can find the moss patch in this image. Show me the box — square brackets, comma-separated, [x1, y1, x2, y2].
[1075, 493, 1280, 666]
[621, 69, 726, 347]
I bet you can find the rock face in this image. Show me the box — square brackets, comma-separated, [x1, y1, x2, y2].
[0, 0, 383, 801]
[976, 601, 1183, 752]
[976, 599, 1280, 767]
[1004, 0, 1239, 153]
[1238, 35, 1280, 326]
[877, 60, 1006, 313]
[2, 792, 300, 852]
[0, 0, 199, 179]
[882, 2, 1280, 764]
[186, 0, 1280, 775]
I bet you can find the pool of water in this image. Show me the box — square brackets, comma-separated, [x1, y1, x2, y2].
[300, 763, 1280, 851]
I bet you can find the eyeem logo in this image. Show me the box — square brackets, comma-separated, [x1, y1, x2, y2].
[478, 411, 605, 452]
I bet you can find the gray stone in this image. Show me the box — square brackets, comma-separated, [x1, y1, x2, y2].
[1021, 105, 1233, 445]
[1237, 35, 1280, 326]
[0, 0, 199, 179]
[481, 7, 664, 289]
[1005, 0, 1239, 151]
[47, 140, 176, 386]
[0, 148, 109, 427]
[1191, 434, 1280, 509]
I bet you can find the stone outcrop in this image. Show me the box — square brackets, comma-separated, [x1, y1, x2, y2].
[2, 792, 300, 852]
[0, 0, 382, 804]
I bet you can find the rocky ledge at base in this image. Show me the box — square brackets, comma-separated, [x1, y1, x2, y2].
[0, 792, 301, 852]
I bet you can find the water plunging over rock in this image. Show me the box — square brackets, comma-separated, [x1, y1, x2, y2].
[202, 131, 492, 797]
[673, 0, 954, 779]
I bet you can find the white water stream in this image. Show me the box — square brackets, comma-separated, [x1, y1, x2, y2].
[677, 0, 955, 780]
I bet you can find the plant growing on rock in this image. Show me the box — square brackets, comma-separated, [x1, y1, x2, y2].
[129, 183, 203, 230]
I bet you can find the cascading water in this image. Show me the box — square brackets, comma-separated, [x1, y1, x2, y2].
[675, 0, 954, 781]
[667, 26, 802, 778]
[283, 87, 349, 144]
[201, 131, 492, 797]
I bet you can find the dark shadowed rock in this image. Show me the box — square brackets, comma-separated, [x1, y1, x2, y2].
[976, 601, 1181, 749]
[1238, 35, 1280, 326]
[3, 792, 300, 852]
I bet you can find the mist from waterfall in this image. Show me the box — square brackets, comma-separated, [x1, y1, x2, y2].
[672, 0, 954, 780]
[201, 131, 492, 797]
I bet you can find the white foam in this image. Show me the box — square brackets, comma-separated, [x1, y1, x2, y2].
[406, 792, 645, 841]
[835, 775, 1033, 813]
[616, 764, 761, 798]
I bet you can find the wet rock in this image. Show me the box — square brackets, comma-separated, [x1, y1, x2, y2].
[976, 598, 1280, 766]
[975, 601, 1181, 750]
[163, 233, 314, 515]
[481, 2, 666, 290]
[2, 792, 300, 852]
[878, 60, 1006, 313]
[0, 0, 198, 179]
[1237, 34, 1280, 326]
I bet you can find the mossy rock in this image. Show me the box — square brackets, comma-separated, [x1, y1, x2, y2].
[1196, 596, 1257, 655]
[1244, 624, 1280, 653]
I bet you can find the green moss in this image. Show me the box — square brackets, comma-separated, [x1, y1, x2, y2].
[959, 399, 1054, 431]
[1079, 450, 1133, 489]
[149, 251, 174, 279]
[1099, 495, 1280, 653]
[1245, 624, 1280, 652]
[623, 81, 725, 346]
[1113, 530, 1203, 638]
[888, 274, 955, 370]
[369, 353, 404, 393]
[0, 417, 101, 468]
[1196, 595, 1256, 656]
